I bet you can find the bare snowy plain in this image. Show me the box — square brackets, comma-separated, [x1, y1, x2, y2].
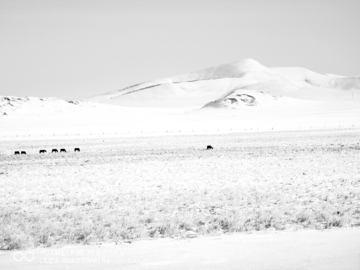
[1, 59, 360, 269]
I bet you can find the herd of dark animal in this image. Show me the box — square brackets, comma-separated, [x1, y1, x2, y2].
[14, 148, 80, 155]
[14, 145, 212, 155]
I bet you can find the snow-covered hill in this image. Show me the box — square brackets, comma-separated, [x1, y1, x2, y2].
[85, 59, 360, 109]
[1, 59, 359, 140]
[0, 96, 87, 117]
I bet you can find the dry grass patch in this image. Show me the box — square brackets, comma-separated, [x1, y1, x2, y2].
[1, 130, 360, 249]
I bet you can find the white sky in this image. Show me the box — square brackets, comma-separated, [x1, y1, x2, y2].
[0, 0, 359, 100]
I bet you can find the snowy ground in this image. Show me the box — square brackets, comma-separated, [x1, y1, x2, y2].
[0, 98, 359, 142]
[1, 129, 359, 249]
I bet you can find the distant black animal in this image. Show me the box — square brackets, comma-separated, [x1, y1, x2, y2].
[60, 148, 66, 153]
[39, 150, 46, 154]
[74, 148, 80, 152]
[21, 151, 26, 155]
[14, 151, 20, 155]
[52, 149, 58, 153]
[206, 145, 213, 150]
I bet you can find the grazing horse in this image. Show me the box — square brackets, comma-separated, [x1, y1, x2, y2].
[60, 148, 66, 153]
[206, 145, 213, 150]
[52, 149, 58, 153]
[74, 148, 80, 152]
[39, 150, 46, 154]
[21, 151, 26, 155]
[14, 151, 20, 155]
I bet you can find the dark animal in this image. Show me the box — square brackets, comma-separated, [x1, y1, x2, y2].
[14, 151, 20, 155]
[21, 151, 26, 155]
[60, 148, 66, 153]
[206, 145, 213, 150]
[52, 149, 58, 153]
[74, 148, 80, 152]
[39, 150, 46, 154]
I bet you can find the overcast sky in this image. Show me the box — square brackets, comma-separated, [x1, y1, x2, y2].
[1, 0, 359, 100]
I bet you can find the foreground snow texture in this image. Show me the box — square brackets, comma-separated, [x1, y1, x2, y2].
[0, 59, 360, 138]
[1, 228, 360, 270]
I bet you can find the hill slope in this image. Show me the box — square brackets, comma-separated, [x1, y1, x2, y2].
[85, 59, 360, 108]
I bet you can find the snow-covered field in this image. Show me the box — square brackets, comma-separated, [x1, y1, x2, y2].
[0, 96, 359, 142]
[1, 129, 359, 250]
